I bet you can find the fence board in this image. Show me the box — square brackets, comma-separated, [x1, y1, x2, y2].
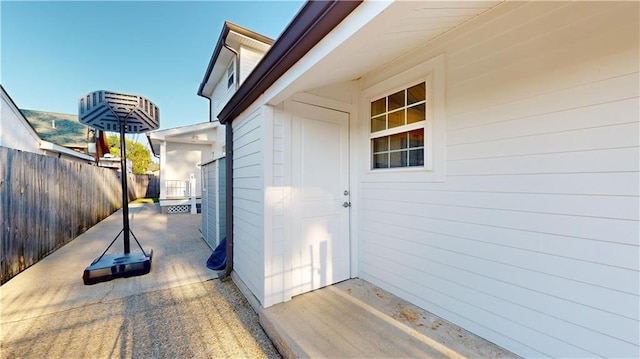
[0, 146, 154, 284]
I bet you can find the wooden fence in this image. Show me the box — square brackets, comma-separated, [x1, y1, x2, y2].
[130, 174, 159, 199]
[0, 147, 158, 284]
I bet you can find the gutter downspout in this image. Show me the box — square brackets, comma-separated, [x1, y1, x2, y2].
[219, 44, 239, 280]
[219, 121, 234, 280]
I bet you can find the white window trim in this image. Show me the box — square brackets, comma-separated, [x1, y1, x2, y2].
[227, 59, 235, 89]
[361, 54, 446, 182]
[369, 80, 429, 170]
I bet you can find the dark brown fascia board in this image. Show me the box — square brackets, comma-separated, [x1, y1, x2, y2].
[218, 0, 362, 125]
[198, 21, 274, 98]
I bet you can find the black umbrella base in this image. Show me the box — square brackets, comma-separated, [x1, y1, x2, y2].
[83, 250, 153, 285]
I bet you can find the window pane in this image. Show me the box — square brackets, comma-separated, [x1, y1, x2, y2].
[227, 74, 234, 88]
[388, 109, 405, 129]
[372, 137, 388, 152]
[371, 98, 385, 117]
[409, 129, 424, 148]
[371, 115, 386, 132]
[388, 90, 405, 111]
[409, 149, 424, 166]
[373, 153, 388, 169]
[407, 82, 425, 104]
[390, 151, 407, 168]
[407, 103, 425, 124]
[389, 133, 407, 150]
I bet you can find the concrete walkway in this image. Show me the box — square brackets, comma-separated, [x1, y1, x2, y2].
[2, 203, 520, 359]
[0, 204, 279, 358]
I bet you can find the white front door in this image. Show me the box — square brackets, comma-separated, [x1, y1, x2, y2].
[289, 101, 350, 296]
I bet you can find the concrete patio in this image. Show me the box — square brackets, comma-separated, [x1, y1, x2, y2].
[1, 203, 519, 359]
[0, 204, 278, 358]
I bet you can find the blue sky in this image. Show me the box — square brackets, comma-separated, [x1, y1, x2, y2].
[1, 1, 304, 131]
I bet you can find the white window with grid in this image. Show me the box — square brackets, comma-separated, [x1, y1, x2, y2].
[370, 82, 426, 169]
[362, 54, 446, 182]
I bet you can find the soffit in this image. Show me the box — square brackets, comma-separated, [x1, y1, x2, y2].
[227, 31, 271, 52]
[149, 122, 218, 143]
[269, 1, 503, 101]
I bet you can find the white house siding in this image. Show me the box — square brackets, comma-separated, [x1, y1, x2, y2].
[232, 106, 265, 303]
[1, 88, 40, 153]
[164, 142, 205, 198]
[357, 2, 639, 358]
[239, 46, 267, 85]
[211, 62, 236, 121]
[210, 47, 267, 122]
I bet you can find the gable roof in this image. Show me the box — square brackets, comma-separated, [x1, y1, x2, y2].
[216, 1, 505, 124]
[217, 1, 362, 124]
[198, 21, 275, 98]
[21, 109, 89, 149]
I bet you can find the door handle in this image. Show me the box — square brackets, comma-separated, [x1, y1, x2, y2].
[342, 202, 351, 208]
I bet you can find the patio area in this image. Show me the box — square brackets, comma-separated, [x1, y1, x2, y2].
[1, 203, 519, 359]
[0, 204, 278, 358]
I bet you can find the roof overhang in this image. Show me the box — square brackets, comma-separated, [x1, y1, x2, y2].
[218, 0, 362, 124]
[219, 0, 503, 124]
[40, 140, 95, 162]
[198, 21, 274, 99]
[1, 85, 42, 143]
[148, 121, 219, 154]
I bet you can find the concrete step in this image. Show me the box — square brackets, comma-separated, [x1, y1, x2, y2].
[251, 278, 520, 359]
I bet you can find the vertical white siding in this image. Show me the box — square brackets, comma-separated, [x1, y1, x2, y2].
[218, 157, 226, 242]
[357, 2, 639, 358]
[202, 158, 227, 249]
[232, 107, 265, 303]
[263, 103, 289, 307]
[201, 161, 214, 248]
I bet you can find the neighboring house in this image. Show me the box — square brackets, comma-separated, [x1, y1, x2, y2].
[148, 122, 221, 214]
[200, 1, 639, 358]
[1, 85, 107, 163]
[21, 109, 110, 162]
[193, 21, 272, 243]
[149, 21, 271, 219]
[198, 21, 273, 119]
[99, 154, 133, 173]
[1, 85, 40, 153]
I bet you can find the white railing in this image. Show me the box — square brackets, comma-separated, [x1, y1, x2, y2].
[165, 180, 190, 198]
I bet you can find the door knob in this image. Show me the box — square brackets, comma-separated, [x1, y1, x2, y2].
[342, 202, 351, 208]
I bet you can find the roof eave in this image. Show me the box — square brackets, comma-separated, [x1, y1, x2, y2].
[198, 21, 275, 98]
[217, 0, 362, 124]
[40, 141, 95, 162]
